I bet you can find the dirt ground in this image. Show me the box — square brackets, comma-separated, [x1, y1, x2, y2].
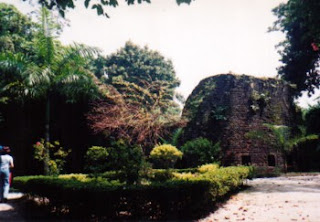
[200, 174, 320, 222]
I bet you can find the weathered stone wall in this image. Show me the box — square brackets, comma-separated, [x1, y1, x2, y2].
[182, 74, 295, 168]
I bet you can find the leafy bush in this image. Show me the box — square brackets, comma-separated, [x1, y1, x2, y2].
[199, 166, 251, 198]
[174, 168, 198, 173]
[83, 140, 149, 184]
[150, 144, 183, 169]
[33, 139, 70, 175]
[198, 163, 219, 173]
[98, 171, 124, 181]
[84, 146, 109, 174]
[148, 169, 174, 182]
[181, 137, 221, 167]
[172, 172, 196, 180]
[13, 166, 251, 220]
[58, 174, 89, 182]
[107, 139, 146, 184]
[146, 168, 198, 182]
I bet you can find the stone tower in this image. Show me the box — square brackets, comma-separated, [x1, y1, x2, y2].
[182, 74, 295, 168]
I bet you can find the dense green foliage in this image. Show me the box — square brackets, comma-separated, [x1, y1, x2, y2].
[149, 144, 183, 169]
[0, 3, 35, 54]
[305, 103, 320, 135]
[101, 41, 179, 88]
[96, 41, 181, 112]
[0, 5, 100, 174]
[0, 4, 100, 103]
[272, 0, 320, 96]
[84, 146, 109, 173]
[181, 137, 221, 167]
[106, 139, 146, 184]
[13, 165, 251, 220]
[299, 103, 320, 170]
[0, 3, 36, 119]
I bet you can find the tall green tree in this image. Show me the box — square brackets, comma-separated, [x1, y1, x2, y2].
[0, 6, 99, 174]
[102, 42, 179, 93]
[304, 103, 320, 135]
[0, 3, 37, 125]
[271, 0, 320, 96]
[88, 42, 184, 148]
[97, 41, 182, 111]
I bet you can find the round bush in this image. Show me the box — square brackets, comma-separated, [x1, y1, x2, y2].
[150, 144, 183, 169]
[84, 146, 109, 173]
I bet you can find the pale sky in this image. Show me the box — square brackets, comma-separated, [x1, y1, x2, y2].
[1, 0, 319, 107]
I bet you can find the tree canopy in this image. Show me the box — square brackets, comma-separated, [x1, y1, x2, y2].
[304, 103, 320, 135]
[0, 5, 101, 174]
[22, 0, 194, 18]
[88, 42, 183, 148]
[97, 41, 181, 108]
[0, 3, 35, 54]
[272, 0, 320, 97]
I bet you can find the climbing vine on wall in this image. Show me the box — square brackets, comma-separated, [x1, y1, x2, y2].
[249, 90, 271, 115]
[185, 80, 216, 119]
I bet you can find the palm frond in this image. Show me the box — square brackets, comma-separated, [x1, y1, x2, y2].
[289, 134, 319, 148]
[55, 43, 99, 72]
[26, 67, 52, 86]
[0, 52, 28, 76]
[263, 123, 289, 145]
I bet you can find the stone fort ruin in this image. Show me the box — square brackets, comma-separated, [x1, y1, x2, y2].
[182, 74, 296, 169]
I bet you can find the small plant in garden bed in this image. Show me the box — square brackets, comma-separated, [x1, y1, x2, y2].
[33, 139, 70, 175]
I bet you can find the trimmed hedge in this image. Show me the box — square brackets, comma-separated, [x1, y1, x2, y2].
[13, 166, 252, 220]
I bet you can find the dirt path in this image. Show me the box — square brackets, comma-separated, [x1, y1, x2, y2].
[200, 174, 320, 222]
[0, 193, 25, 221]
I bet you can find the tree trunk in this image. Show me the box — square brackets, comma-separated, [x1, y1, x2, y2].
[282, 154, 287, 173]
[43, 97, 50, 175]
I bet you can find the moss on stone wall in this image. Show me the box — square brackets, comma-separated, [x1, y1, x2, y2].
[182, 74, 296, 168]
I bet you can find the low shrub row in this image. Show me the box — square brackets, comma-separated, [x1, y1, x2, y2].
[13, 166, 252, 220]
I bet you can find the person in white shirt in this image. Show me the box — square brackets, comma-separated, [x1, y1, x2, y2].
[0, 146, 14, 203]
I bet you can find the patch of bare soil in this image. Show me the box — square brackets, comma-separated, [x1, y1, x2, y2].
[199, 174, 320, 222]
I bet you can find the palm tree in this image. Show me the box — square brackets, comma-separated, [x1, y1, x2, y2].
[0, 7, 99, 174]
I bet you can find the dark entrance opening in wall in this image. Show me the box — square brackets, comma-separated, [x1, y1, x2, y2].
[268, 155, 276, 166]
[241, 155, 251, 165]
